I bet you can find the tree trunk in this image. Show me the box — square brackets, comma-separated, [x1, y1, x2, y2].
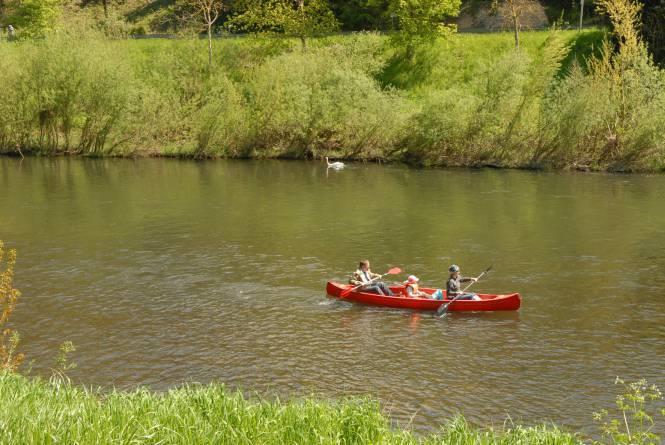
[103, 0, 108, 18]
[512, 16, 519, 49]
[208, 25, 213, 67]
[406, 43, 415, 62]
[300, 35, 307, 51]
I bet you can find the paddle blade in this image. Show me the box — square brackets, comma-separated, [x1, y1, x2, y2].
[386, 267, 402, 275]
[436, 302, 450, 317]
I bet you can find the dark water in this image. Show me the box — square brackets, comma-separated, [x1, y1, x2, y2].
[1, 157, 663, 435]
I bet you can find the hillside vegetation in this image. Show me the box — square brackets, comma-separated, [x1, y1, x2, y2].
[0, 0, 664, 171]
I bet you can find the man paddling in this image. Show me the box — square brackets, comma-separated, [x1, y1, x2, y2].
[350, 260, 394, 296]
[446, 265, 481, 301]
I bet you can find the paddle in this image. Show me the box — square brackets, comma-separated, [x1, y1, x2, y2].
[436, 265, 493, 317]
[341, 267, 402, 298]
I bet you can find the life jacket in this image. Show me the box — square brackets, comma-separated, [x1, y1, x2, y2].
[404, 282, 419, 296]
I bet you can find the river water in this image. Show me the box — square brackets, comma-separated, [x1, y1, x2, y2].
[1, 157, 663, 435]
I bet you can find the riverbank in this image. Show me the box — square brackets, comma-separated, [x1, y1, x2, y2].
[0, 28, 664, 172]
[0, 372, 580, 444]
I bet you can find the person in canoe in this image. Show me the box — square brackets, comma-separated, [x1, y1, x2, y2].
[350, 260, 394, 296]
[446, 264, 481, 301]
[403, 275, 431, 298]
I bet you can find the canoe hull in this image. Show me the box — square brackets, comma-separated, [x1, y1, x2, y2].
[326, 281, 521, 312]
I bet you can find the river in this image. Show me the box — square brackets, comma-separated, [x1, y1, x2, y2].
[1, 157, 663, 435]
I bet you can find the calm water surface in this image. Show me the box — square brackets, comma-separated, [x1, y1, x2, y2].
[1, 158, 663, 435]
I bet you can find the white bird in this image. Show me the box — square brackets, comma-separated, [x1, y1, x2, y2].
[325, 156, 345, 169]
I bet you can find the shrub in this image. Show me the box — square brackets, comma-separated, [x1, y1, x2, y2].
[0, 241, 23, 373]
[0, 33, 131, 155]
[245, 47, 412, 159]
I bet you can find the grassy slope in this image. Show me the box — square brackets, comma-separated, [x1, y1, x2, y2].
[379, 29, 605, 92]
[0, 372, 581, 445]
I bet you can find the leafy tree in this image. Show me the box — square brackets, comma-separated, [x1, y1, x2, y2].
[329, 0, 391, 30]
[229, 0, 339, 49]
[390, 0, 461, 61]
[8, 0, 62, 39]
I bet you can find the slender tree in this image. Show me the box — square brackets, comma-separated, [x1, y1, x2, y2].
[492, 0, 542, 49]
[181, 0, 225, 66]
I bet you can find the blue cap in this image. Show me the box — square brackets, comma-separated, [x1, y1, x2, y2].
[449, 264, 460, 273]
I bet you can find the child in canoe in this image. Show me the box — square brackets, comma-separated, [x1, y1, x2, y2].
[403, 275, 431, 298]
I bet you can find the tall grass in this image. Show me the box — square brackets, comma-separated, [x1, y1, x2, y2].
[0, 372, 581, 445]
[0, 8, 664, 171]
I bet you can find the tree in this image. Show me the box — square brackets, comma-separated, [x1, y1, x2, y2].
[8, 0, 62, 39]
[329, 0, 392, 30]
[229, 0, 339, 50]
[0, 241, 23, 373]
[390, 0, 461, 61]
[492, 0, 543, 49]
[181, 0, 225, 67]
[642, 0, 665, 67]
[80, 0, 118, 18]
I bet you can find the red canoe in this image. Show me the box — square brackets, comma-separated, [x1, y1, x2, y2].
[326, 281, 521, 312]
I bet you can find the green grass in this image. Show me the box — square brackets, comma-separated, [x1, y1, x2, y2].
[380, 29, 606, 91]
[0, 372, 582, 445]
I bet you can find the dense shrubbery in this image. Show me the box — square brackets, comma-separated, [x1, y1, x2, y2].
[0, 1, 664, 171]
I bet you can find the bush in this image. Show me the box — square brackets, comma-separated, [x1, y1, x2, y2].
[244, 46, 412, 159]
[0, 33, 131, 155]
[0, 241, 22, 373]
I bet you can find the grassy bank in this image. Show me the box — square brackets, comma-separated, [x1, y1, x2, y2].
[0, 373, 580, 445]
[0, 28, 664, 171]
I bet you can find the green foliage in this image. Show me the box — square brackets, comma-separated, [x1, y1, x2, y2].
[390, 0, 461, 60]
[0, 372, 582, 444]
[229, 0, 339, 48]
[244, 44, 411, 159]
[593, 378, 664, 445]
[330, 0, 392, 30]
[642, 1, 665, 67]
[8, 0, 63, 39]
[0, 32, 132, 154]
[0, 27, 663, 170]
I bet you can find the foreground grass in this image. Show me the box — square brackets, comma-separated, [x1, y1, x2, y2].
[0, 373, 580, 445]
